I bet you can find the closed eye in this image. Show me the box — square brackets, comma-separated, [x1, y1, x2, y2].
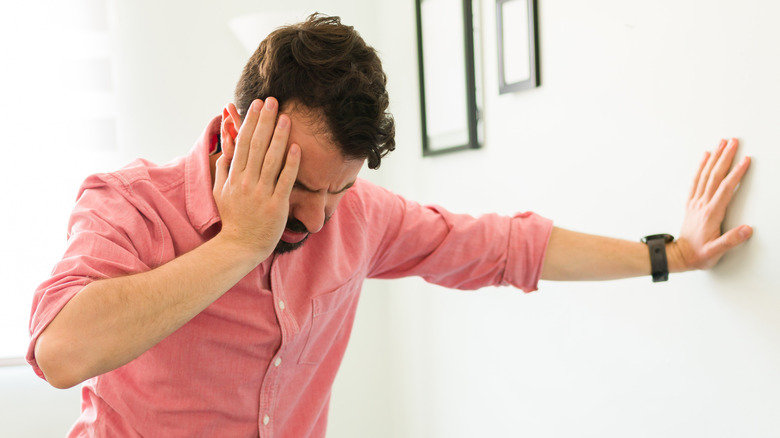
[294, 180, 355, 195]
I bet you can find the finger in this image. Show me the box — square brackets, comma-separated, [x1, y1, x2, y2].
[711, 156, 751, 215]
[232, 99, 263, 173]
[259, 114, 292, 193]
[688, 151, 710, 201]
[703, 138, 739, 200]
[695, 139, 728, 200]
[244, 97, 280, 182]
[274, 143, 301, 201]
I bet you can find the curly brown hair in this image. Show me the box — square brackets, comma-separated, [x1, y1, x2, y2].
[234, 13, 395, 169]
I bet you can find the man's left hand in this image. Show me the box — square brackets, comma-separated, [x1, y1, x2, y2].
[672, 138, 753, 271]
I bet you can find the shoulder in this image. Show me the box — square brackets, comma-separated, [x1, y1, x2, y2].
[343, 177, 402, 209]
[337, 178, 423, 239]
[339, 178, 406, 221]
[82, 156, 185, 199]
[68, 157, 188, 268]
[71, 156, 186, 238]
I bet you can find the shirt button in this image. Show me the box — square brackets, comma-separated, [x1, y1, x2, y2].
[263, 415, 270, 426]
[274, 357, 282, 367]
[278, 300, 285, 310]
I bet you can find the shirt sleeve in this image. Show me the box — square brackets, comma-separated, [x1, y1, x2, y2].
[358, 180, 553, 292]
[26, 174, 158, 379]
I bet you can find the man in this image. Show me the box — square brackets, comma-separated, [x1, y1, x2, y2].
[28, 14, 751, 438]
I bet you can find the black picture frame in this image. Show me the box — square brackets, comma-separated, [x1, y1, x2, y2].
[416, 0, 481, 156]
[496, 0, 540, 94]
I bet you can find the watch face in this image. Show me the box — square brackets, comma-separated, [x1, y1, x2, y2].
[642, 234, 674, 243]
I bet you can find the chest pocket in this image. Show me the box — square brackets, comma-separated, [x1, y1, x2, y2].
[298, 278, 361, 365]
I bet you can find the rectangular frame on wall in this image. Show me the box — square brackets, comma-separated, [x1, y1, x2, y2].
[496, 0, 540, 94]
[416, 0, 481, 156]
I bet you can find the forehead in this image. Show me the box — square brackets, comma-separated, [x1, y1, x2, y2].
[283, 108, 364, 191]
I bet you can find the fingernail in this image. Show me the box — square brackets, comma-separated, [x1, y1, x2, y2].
[265, 97, 277, 111]
[252, 100, 262, 112]
[277, 115, 289, 128]
[740, 226, 752, 238]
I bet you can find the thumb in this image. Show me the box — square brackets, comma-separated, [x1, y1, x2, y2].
[707, 225, 753, 260]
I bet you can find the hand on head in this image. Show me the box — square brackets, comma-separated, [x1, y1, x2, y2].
[212, 97, 301, 259]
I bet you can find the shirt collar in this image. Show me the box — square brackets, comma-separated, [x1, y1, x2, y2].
[184, 115, 222, 234]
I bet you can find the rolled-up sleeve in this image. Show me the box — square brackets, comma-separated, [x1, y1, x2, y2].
[360, 181, 553, 292]
[500, 211, 553, 291]
[27, 175, 156, 379]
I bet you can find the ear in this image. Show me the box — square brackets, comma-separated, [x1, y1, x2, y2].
[221, 103, 241, 143]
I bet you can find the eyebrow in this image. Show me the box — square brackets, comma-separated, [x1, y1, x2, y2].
[294, 180, 355, 195]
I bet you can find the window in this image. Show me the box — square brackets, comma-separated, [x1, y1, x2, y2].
[0, 0, 118, 359]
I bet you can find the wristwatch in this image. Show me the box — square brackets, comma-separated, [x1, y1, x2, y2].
[641, 234, 674, 282]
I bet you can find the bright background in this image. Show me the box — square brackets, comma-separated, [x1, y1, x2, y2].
[1, 0, 778, 437]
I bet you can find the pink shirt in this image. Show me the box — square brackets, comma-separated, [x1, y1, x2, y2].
[28, 117, 553, 437]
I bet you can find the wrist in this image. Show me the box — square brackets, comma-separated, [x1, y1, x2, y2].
[210, 232, 273, 269]
[666, 240, 690, 273]
[642, 234, 675, 282]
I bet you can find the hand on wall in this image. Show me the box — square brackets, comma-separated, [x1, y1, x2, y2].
[671, 138, 752, 271]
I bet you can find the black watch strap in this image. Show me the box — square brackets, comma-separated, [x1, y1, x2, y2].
[641, 234, 674, 282]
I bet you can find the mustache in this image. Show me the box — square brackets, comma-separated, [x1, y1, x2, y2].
[285, 214, 333, 234]
[285, 217, 308, 233]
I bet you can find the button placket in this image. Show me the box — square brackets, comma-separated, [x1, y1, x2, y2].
[256, 261, 285, 438]
[257, 257, 297, 437]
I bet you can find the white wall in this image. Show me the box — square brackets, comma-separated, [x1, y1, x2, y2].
[367, 0, 780, 437]
[0, 364, 81, 437]
[4, 0, 779, 437]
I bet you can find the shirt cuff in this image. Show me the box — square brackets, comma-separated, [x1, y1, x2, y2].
[502, 212, 553, 292]
[27, 281, 90, 380]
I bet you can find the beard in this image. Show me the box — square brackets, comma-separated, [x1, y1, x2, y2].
[274, 214, 334, 254]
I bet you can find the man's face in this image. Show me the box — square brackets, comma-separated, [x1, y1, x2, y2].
[273, 109, 364, 254]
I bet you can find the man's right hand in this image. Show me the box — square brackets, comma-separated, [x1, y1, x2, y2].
[212, 97, 301, 261]
[35, 98, 301, 389]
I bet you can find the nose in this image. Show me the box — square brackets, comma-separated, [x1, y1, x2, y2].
[290, 192, 328, 234]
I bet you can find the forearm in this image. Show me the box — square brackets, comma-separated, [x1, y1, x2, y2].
[35, 234, 267, 389]
[540, 227, 686, 281]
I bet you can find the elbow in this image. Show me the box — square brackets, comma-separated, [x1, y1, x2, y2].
[45, 372, 82, 390]
[47, 376, 81, 390]
[34, 331, 87, 390]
